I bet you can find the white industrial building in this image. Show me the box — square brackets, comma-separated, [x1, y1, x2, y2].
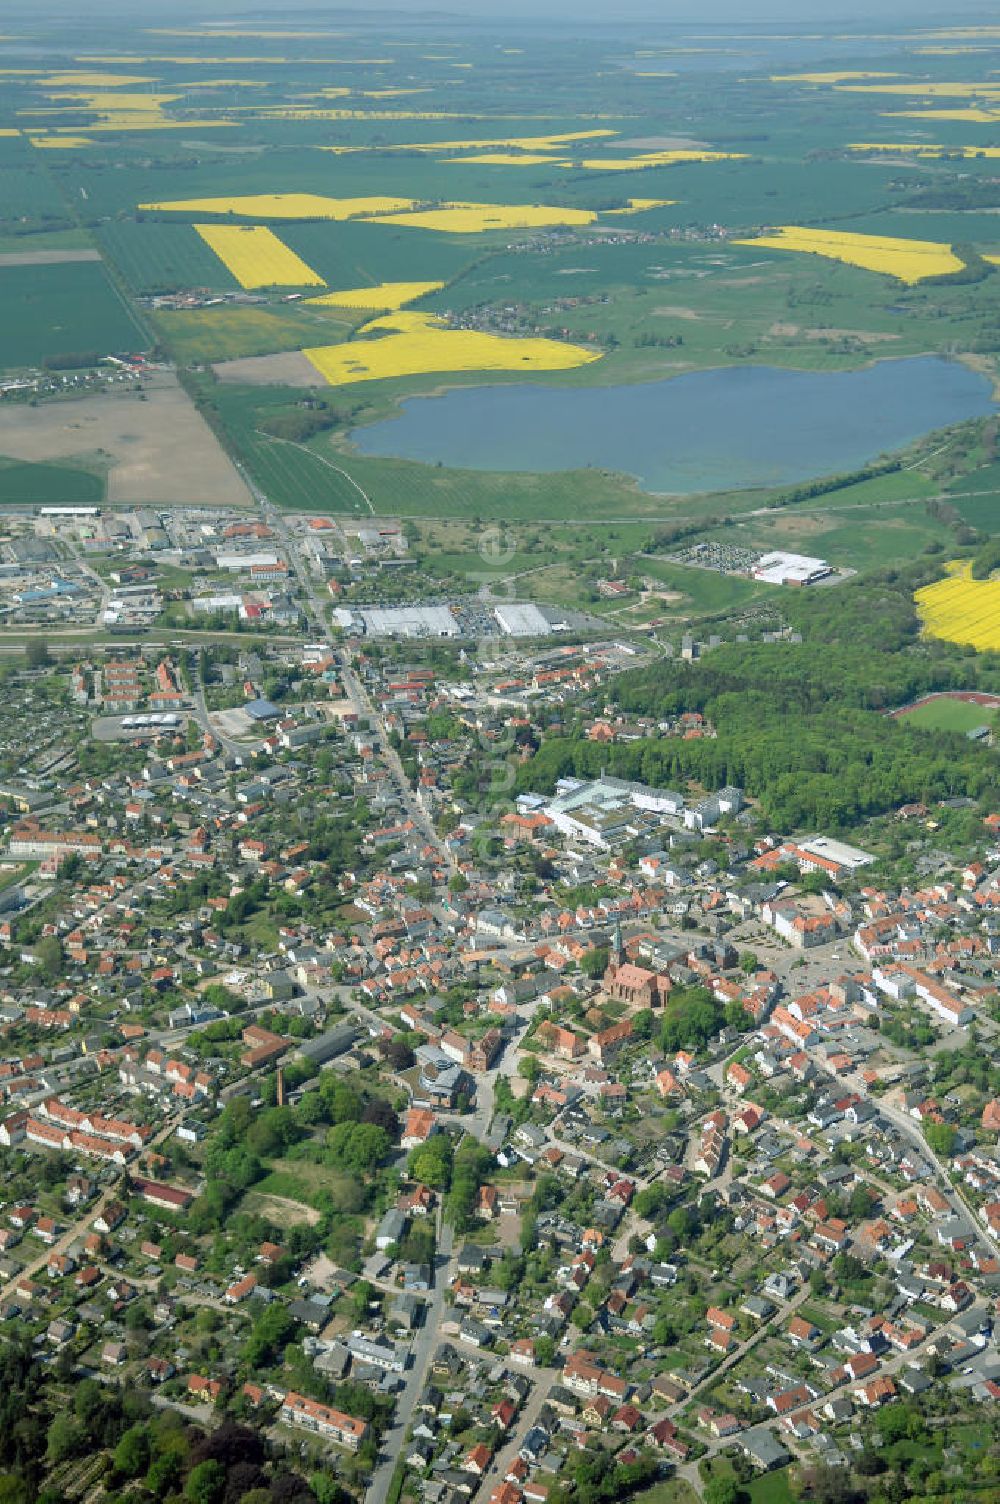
[752, 551, 832, 586]
[493, 603, 566, 637]
[542, 773, 688, 850]
[796, 835, 875, 873]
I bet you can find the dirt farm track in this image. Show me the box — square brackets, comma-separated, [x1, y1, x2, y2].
[0, 373, 252, 508]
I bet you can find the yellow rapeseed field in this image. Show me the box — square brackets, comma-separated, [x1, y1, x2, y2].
[29, 135, 92, 148]
[886, 108, 1000, 122]
[442, 152, 569, 164]
[306, 281, 444, 311]
[771, 70, 901, 82]
[372, 202, 597, 232]
[848, 141, 1000, 158]
[734, 226, 965, 282]
[0, 128, 20, 137]
[603, 197, 678, 214]
[579, 149, 746, 170]
[915, 562, 1000, 652]
[836, 80, 1000, 97]
[39, 71, 156, 86]
[81, 118, 238, 131]
[194, 225, 326, 289]
[176, 79, 268, 89]
[44, 89, 182, 111]
[141, 193, 417, 219]
[302, 310, 600, 387]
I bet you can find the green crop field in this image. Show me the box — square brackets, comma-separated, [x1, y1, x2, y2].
[153, 304, 351, 364]
[281, 219, 482, 291]
[0, 456, 105, 507]
[98, 220, 240, 295]
[0, 260, 144, 368]
[196, 383, 368, 513]
[0, 165, 70, 227]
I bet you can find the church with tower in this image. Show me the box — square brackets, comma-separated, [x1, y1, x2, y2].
[602, 919, 672, 1009]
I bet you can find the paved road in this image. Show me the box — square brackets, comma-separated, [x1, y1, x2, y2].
[474, 1364, 560, 1498]
[189, 682, 251, 759]
[796, 1048, 1000, 1265]
[870, 1091, 1000, 1262]
[338, 656, 457, 874]
[367, 1215, 455, 1504]
[665, 1283, 812, 1419]
[0, 1119, 175, 1308]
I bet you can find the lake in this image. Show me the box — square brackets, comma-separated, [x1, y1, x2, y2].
[349, 357, 996, 495]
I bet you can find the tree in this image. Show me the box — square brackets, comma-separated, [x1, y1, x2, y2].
[924, 1121, 957, 1157]
[311, 1477, 351, 1504]
[146, 1453, 182, 1500]
[520, 1053, 541, 1085]
[704, 1479, 741, 1504]
[34, 935, 65, 982]
[534, 1336, 555, 1367]
[385, 1038, 415, 1071]
[221, 1461, 266, 1502]
[243, 1303, 295, 1369]
[361, 1097, 400, 1137]
[24, 638, 49, 669]
[113, 1427, 150, 1480]
[186, 1460, 225, 1504]
[408, 1134, 453, 1190]
[325, 1121, 391, 1175]
[580, 946, 609, 980]
[798, 1464, 860, 1504]
[46, 1413, 86, 1465]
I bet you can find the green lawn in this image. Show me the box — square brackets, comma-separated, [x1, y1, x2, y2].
[701, 1457, 796, 1504]
[641, 557, 769, 613]
[711, 498, 956, 574]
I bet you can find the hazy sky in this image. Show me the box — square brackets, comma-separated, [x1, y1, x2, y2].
[66, 0, 999, 20]
[374, 0, 992, 14]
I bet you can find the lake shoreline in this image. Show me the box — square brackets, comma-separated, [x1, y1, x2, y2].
[338, 354, 996, 498]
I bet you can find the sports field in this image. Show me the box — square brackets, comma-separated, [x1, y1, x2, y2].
[897, 693, 1000, 732]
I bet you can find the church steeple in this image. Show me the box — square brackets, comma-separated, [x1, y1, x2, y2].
[611, 916, 625, 969]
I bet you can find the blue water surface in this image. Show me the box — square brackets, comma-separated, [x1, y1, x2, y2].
[350, 357, 996, 494]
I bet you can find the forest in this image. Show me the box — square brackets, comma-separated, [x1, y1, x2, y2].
[518, 564, 1000, 829]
